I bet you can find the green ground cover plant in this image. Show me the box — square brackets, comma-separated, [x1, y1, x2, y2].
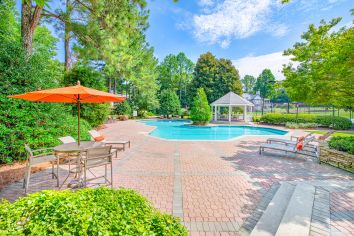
[0, 188, 188, 235]
[328, 137, 354, 155]
[260, 113, 352, 130]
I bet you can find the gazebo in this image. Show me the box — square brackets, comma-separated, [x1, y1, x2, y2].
[211, 91, 254, 122]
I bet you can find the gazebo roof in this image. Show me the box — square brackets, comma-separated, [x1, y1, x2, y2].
[211, 91, 254, 106]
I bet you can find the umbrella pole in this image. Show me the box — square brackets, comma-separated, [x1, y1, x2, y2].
[78, 95, 81, 146]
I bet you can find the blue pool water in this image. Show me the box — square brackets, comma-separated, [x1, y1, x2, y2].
[139, 120, 287, 141]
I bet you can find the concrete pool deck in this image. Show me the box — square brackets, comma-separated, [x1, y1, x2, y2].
[1, 120, 353, 235]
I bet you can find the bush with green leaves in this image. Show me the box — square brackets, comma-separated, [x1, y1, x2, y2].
[260, 113, 352, 130]
[64, 65, 111, 127]
[252, 116, 261, 122]
[285, 122, 319, 129]
[190, 88, 212, 125]
[0, 19, 91, 164]
[328, 137, 354, 155]
[315, 116, 352, 130]
[0, 187, 188, 235]
[159, 90, 181, 117]
[114, 101, 132, 116]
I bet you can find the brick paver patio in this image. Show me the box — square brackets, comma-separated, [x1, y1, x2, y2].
[1, 120, 353, 235]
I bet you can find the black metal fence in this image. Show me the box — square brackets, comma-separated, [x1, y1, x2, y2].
[253, 103, 353, 119]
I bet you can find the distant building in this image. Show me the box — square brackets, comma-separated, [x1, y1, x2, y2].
[242, 91, 271, 112]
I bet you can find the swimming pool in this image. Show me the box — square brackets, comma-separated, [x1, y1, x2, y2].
[139, 120, 287, 141]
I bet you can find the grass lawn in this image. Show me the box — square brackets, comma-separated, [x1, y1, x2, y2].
[306, 130, 354, 137]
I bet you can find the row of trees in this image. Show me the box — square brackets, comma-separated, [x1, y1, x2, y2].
[156, 52, 243, 116]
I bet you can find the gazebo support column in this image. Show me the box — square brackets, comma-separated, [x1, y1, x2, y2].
[244, 105, 247, 122]
[214, 106, 217, 121]
[228, 105, 231, 122]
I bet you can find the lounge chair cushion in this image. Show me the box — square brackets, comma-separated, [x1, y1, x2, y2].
[296, 142, 303, 150]
[94, 135, 105, 142]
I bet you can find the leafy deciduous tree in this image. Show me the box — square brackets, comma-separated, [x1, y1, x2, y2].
[283, 16, 354, 108]
[192, 52, 242, 104]
[254, 69, 276, 114]
[157, 52, 194, 108]
[159, 90, 181, 117]
[241, 75, 256, 94]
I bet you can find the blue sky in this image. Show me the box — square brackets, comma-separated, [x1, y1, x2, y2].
[146, 0, 353, 79]
[16, 0, 353, 79]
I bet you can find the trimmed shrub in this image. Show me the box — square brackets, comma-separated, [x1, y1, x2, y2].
[260, 113, 352, 130]
[328, 137, 354, 155]
[190, 88, 212, 125]
[285, 122, 319, 129]
[252, 116, 261, 122]
[315, 116, 352, 130]
[0, 188, 188, 235]
[260, 113, 318, 124]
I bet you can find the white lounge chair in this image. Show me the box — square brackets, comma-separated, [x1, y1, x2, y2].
[260, 137, 319, 158]
[267, 134, 317, 151]
[58, 136, 76, 144]
[88, 130, 130, 153]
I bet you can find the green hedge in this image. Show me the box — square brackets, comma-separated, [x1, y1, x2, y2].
[260, 113, 352, 130]
[328, 137, 354, 155]
[0, 188, 188, 235]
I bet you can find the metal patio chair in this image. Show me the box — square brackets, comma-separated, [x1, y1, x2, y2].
[81, 146, 116, 187]
[24, 144, 58, 193]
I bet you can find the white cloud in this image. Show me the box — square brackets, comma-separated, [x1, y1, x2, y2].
[198, 0, 216, 7]
[232, 51, 295, 80]
[192, 0, 285, 48]
[267, 24, 289, 37]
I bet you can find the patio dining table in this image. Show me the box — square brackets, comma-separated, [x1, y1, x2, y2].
[54, 141, 104, 188]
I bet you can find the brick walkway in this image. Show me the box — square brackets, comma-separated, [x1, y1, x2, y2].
[1, 120, 353, 235]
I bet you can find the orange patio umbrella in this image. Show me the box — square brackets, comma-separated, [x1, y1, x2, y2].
[8, 81, 125, 145]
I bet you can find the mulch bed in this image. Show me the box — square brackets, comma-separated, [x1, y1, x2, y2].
[0, 161, 50, 190]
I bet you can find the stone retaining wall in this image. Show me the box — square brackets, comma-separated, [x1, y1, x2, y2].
[319, 143, 354, 173]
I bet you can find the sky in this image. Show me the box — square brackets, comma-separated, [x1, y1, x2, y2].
[16, 0, 353, 80]
[146, 0, 353, 79]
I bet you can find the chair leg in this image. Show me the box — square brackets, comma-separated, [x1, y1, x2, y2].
[51, 161, 54, 179]
[110, 162, 113, 188]
[105, 164, 107, 185]
[25, 166, 31, 194]
[83, 163, 87, 188]
[56, 157, 60, 187]
[23, 161, 29, 188]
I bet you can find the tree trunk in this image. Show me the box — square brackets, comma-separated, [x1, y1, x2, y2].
[21, 1, 43, 55]
[64, 29, 70, 70]
[64, 0, 71, 71]
[287, 102, 290, 113]
[108, 78, 112, 93]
